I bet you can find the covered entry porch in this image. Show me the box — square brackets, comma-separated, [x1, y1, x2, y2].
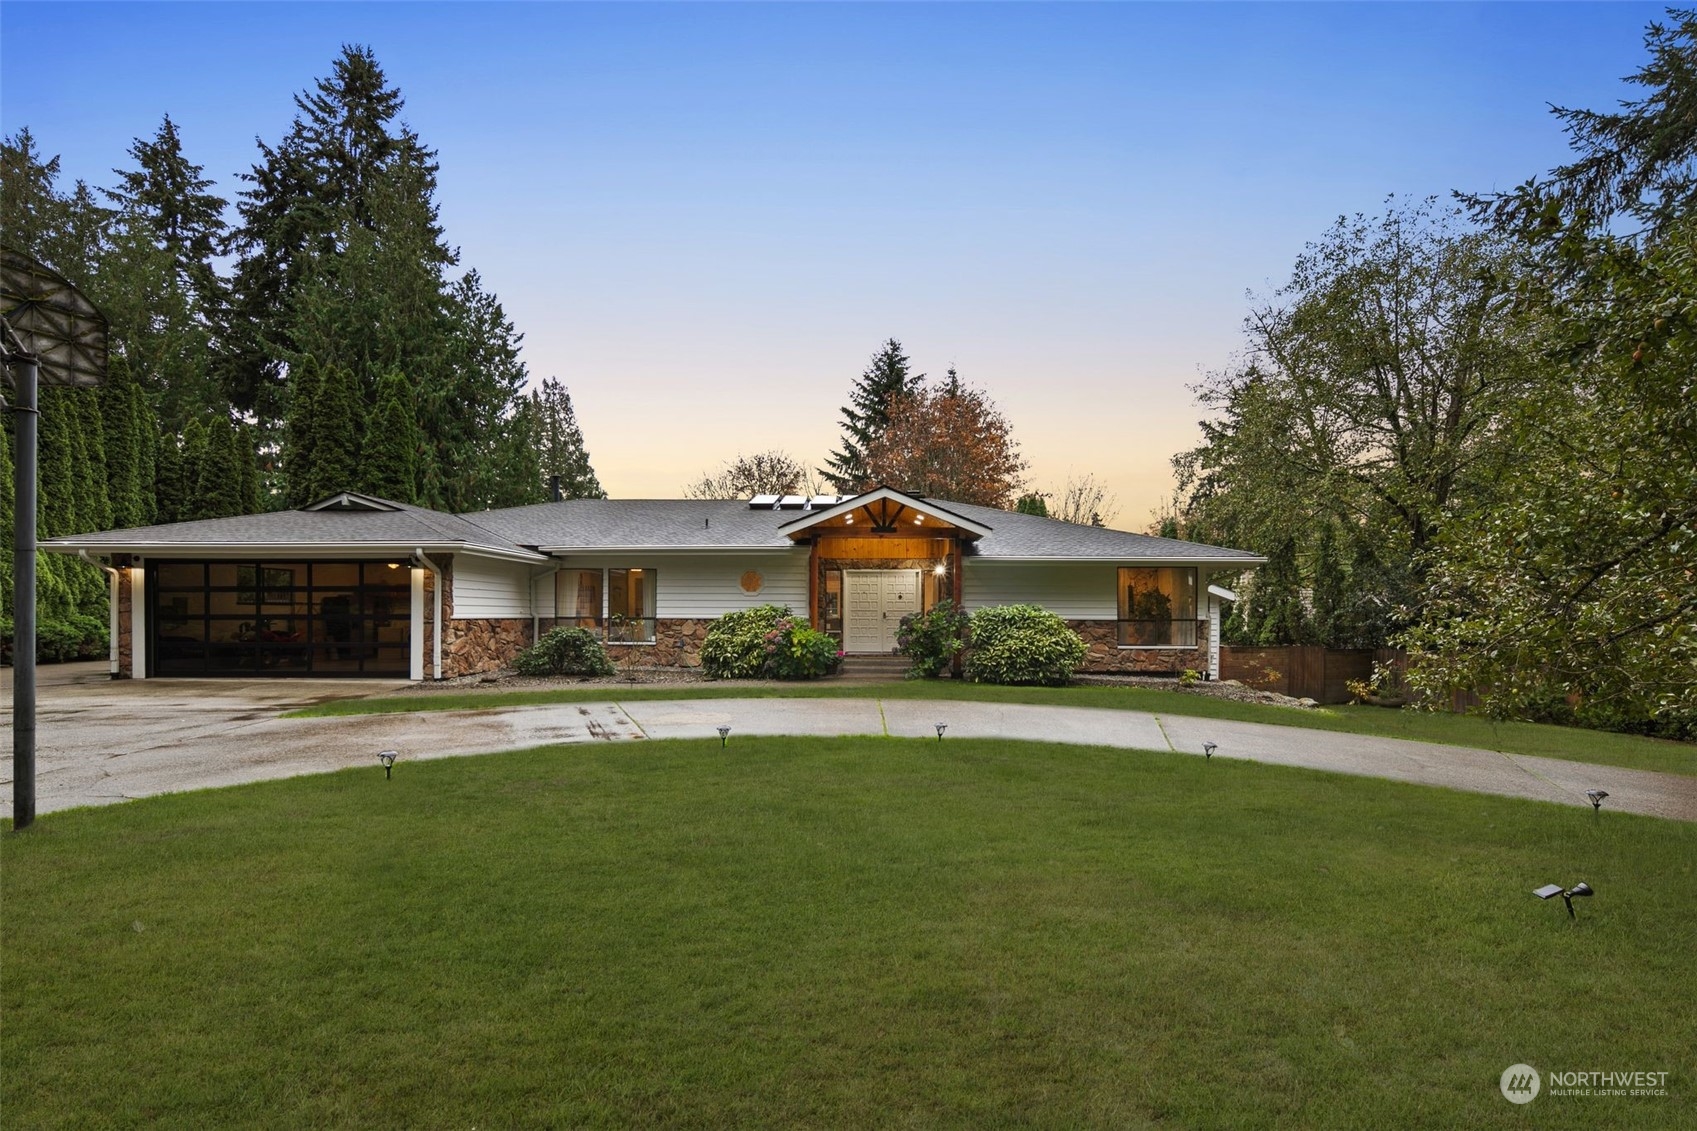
[779, 488, 989, 654]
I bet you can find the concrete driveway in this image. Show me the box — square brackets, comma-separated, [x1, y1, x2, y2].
[5, 662, 1694, 821]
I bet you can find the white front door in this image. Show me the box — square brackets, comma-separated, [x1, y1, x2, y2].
[843, 570, 921, 653]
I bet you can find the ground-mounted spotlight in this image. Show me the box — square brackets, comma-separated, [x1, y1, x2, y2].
[378, 750, 398, 780]
[1534, 881, 1595, 920]
[935, 723, 947, 741]
[1203, 741, 1217, 761]
[717, 725, 731, 748]
[1585, 789, 1608, 812]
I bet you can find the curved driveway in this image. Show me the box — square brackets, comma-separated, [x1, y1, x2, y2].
[7, 664, 1694, 821]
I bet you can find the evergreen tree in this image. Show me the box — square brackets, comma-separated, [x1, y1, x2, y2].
[1252, 538, 1310, 646]
[309, 362, 362, 500]
[101, 357, 146, 528]
[1310, 523, 1347, 648]
[132, 382, 157, 524]
[230, 46, 450, 425]
[1015, 493, 1049, 517]
[283, 356, 323, 508]
[238, 422, 263, 513]
[154, 433, 186, 524]
[74, 390, 112, 534]
[823, 338, 924, 493]
[532, 377, 604, 499]
[105, 114, 228, 309]
[194, 416, 248, 519]
[179, 418, 210, 519]
[362, 369, 421, 502]
[481, 397, 546, 509]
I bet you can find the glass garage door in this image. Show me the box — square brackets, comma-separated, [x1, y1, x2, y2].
[150, 561, 411, 677]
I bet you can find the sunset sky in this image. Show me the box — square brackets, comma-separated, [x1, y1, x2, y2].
[1, 2, 1660, 526]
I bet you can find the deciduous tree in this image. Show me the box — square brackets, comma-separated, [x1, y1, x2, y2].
[862, 381, 1027, 508]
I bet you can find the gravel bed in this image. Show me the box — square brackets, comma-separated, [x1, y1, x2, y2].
[389, 668, 1320, 708]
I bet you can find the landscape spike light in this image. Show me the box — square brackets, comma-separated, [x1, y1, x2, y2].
[935, 723, 947, 741]
[717, 725, 731, 747]
[1203, 742, 1217, 760]
[378, 750, 398, 780]
[1585, 789, 1608, 812]
[1534, 881, 1595, 920]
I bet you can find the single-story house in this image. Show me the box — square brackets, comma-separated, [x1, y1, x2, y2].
[41, 485, 1263, 681]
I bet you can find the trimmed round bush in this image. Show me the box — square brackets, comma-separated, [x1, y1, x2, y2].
[512, 626, 615, 677]
[701, 604, 790, 679]
[701, 604, 842, 680]
[964, 604, 1087, 687]
[896, 599, 969, 678]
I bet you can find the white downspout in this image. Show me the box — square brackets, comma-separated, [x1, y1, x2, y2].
[81, 550, 120, 677]
[413, 549, 443, 680]
[528, 563, 559, 644]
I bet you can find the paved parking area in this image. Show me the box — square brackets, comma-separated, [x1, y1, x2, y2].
[5, 663, 1693, 821]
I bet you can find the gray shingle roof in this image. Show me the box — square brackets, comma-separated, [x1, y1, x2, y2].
[472, 499, 799, 550]
[45, 493, 1261, 565]
[41, 496, 546, 561]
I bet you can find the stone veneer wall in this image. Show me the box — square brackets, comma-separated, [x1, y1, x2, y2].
[116, 557, 134, 678]
[436, 554, 535, 678]
[539, 617, 711, 669]
[1068, 620, 1206, 675]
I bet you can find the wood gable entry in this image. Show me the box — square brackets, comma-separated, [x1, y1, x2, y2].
[777, 487, 990, 648]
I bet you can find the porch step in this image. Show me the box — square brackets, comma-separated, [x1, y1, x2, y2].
[835, 654, 911, 682]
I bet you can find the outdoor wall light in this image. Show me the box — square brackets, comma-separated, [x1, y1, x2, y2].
[1203, 741, 1217, 760]
[1534, 881, 1594, 920]
[1585, 789, 1609, 812]
[935, 723, 947, 741]
[378, 750, 398, 780]
[717, 725, 731, 747]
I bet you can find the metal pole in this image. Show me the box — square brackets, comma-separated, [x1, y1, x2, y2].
[12, 354, 38, 829]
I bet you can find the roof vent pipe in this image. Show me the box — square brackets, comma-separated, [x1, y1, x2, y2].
[549, 475, 562, 502]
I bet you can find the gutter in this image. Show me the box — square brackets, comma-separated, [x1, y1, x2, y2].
[79, 550, 120, 677]
[413, 549, 443, 680]
[39, 540, 549, 564]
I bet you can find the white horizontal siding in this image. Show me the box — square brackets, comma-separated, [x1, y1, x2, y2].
[549, 551, 809, 619]
[451, 555, 533, 619]
[961, 561, 1118, 619]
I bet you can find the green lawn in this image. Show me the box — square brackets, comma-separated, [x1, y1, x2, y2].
[290, 680, 1697, 777]
[5, 738, 1692, 1128]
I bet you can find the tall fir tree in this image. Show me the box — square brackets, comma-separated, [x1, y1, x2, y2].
[154, 433, 187, 525]
[308, 362, 362, 500]
[283, 356, 323, 508]
[179, 418, 210, 519]
[532, 377, 604, 499]
[1252, 537, 1311, 646]
[362, 370, 421, 502]
[1310, 523, 1347, 648]
[100, 356, 146, 529]
[194, 416, 248, 520]
[823, 338, 924, 493]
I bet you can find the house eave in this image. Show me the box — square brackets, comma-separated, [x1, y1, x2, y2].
[37, 539, 551, 564]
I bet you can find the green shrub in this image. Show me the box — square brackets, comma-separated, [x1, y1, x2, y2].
[33, 614, 108, 663]
[702, 605, 790, 679]
[896, 600, 969, 678]
[512, 626, 615, 677]
[767, 623, 841, 680]
[963, 604, 1086, 687]
[701, 605, 842, 680]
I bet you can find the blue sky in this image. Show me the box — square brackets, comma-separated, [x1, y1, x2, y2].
[1, 2, 1663, 521]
